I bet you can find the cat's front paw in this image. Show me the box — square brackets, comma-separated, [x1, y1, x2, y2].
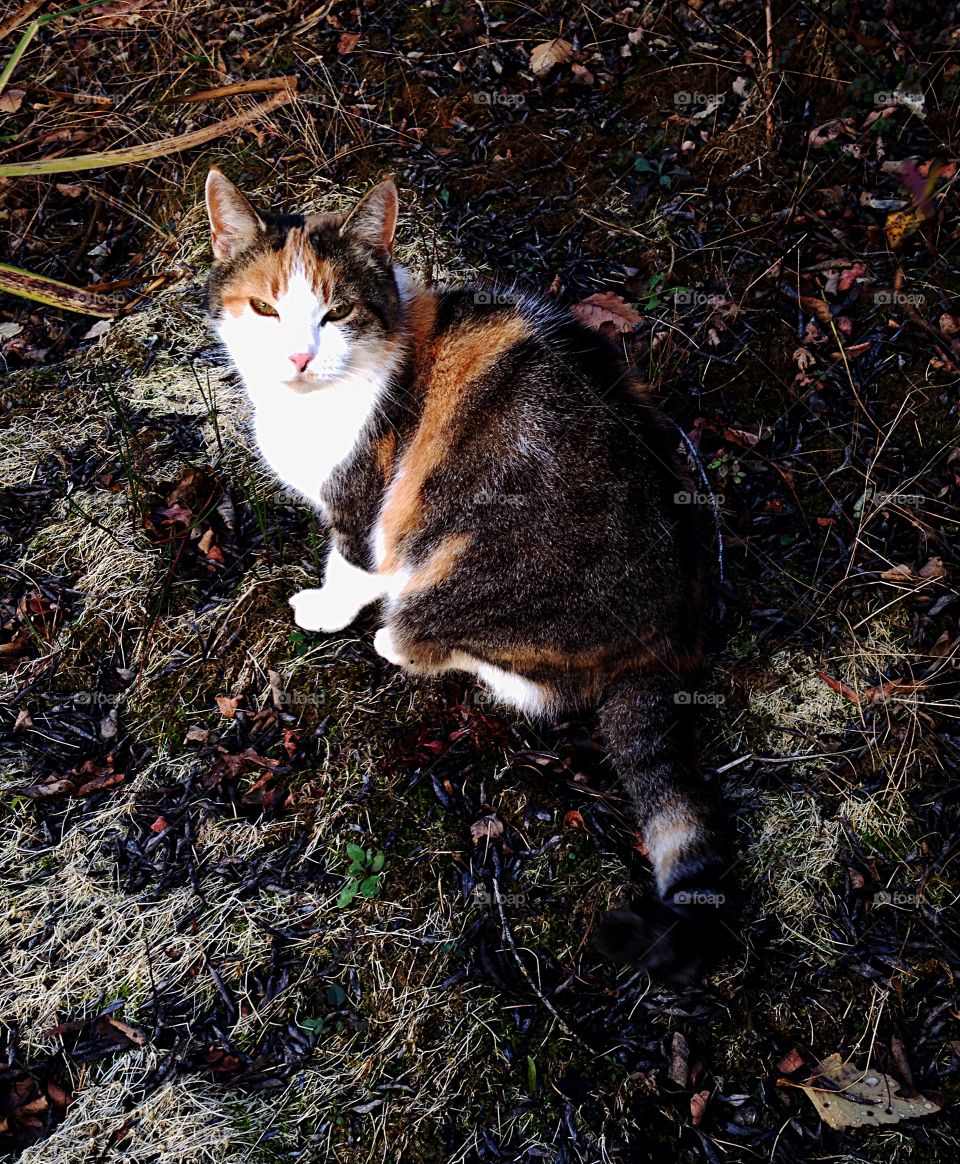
[373, 625, 408, 666]
[289, 587, 358, 632]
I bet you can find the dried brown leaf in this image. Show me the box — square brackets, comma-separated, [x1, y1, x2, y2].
[571, 291, 642, 334]
[529, 38, 573, 78]
[470, 814, 504, 845]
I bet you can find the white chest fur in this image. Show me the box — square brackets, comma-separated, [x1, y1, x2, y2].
[250, 375, 382, 507]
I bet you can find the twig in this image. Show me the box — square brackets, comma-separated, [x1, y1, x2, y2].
[0, 0, 45, 42]
[158, 75, 298, 105]
[491, 876, 595, 1051]
[764, 0, 775, 147]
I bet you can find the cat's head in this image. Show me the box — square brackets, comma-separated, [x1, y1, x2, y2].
[205, 170, 403, 396]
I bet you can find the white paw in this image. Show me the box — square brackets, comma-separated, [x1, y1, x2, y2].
[373, 626, 407, 667]
[289, 587, 359, 632]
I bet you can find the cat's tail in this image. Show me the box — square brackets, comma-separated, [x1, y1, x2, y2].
[594, 672, 738, 981]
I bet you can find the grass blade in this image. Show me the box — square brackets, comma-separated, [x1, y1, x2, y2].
[0, 261, 120, 316]
[0, 18, 38, 97]
[0, 82, 296, 177]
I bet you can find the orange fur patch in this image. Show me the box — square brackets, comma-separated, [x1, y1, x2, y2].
[219, 225, 341, 314]
[403, 284, 439, 352]
[378, 313, 531, 572]
[644, 801, 707, 888]
[400, 533, 472, 595]
[375, 431, 397, 483]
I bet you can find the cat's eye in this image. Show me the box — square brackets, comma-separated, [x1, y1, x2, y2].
[323, 302, 354, 324]
[250, 298, 279, 318]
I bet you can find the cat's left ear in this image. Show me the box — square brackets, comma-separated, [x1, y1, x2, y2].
[341, 178, 398, 259]
[205, 168, 264, 261]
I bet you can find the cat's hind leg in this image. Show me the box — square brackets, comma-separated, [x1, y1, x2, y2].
[290, 544, 386, 632]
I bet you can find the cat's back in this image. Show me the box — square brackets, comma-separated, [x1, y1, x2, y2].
[414, 284, 685, 493]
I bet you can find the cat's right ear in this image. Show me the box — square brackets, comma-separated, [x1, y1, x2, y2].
[205, 168, 263, 261]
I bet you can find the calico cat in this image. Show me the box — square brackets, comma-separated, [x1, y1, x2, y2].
[205, 168, 737, 980]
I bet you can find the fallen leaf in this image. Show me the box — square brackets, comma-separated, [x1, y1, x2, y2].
[927, 632, 958, 660]
[0, 628, 31, 661]
[470, 814, 504, 844]
[0, 90, 25, 114]
[880, 557, 946, 584]
[859, 678, 926, 705]
[690, 1089, 710, 1126]
[798, 1052, 940, 1130]
[76, 770, 124, 796]
[837, 262, 867, 292]
[82, 319, 112, 340]
[668, 1031, 689, 1088]
[338, 31, 360, 53]
[723, 426, 769, 448]
[529, 38, 573, 78]
[185, 725, 209, 743]
[808, 118, 855, 148]
[778, 1048, 806, 1074]
[155, 501, 192, 525]
[885, 207, 925, 249]
[215, 695, 240, 718]
[799, 296, 833, 325]
[101, 1015, 147, 1045]
[15, 778, 75, 799]
[571, 291, 642, 335]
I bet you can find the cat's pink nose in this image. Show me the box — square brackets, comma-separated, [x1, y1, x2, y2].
[289, 351, 314, 374]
